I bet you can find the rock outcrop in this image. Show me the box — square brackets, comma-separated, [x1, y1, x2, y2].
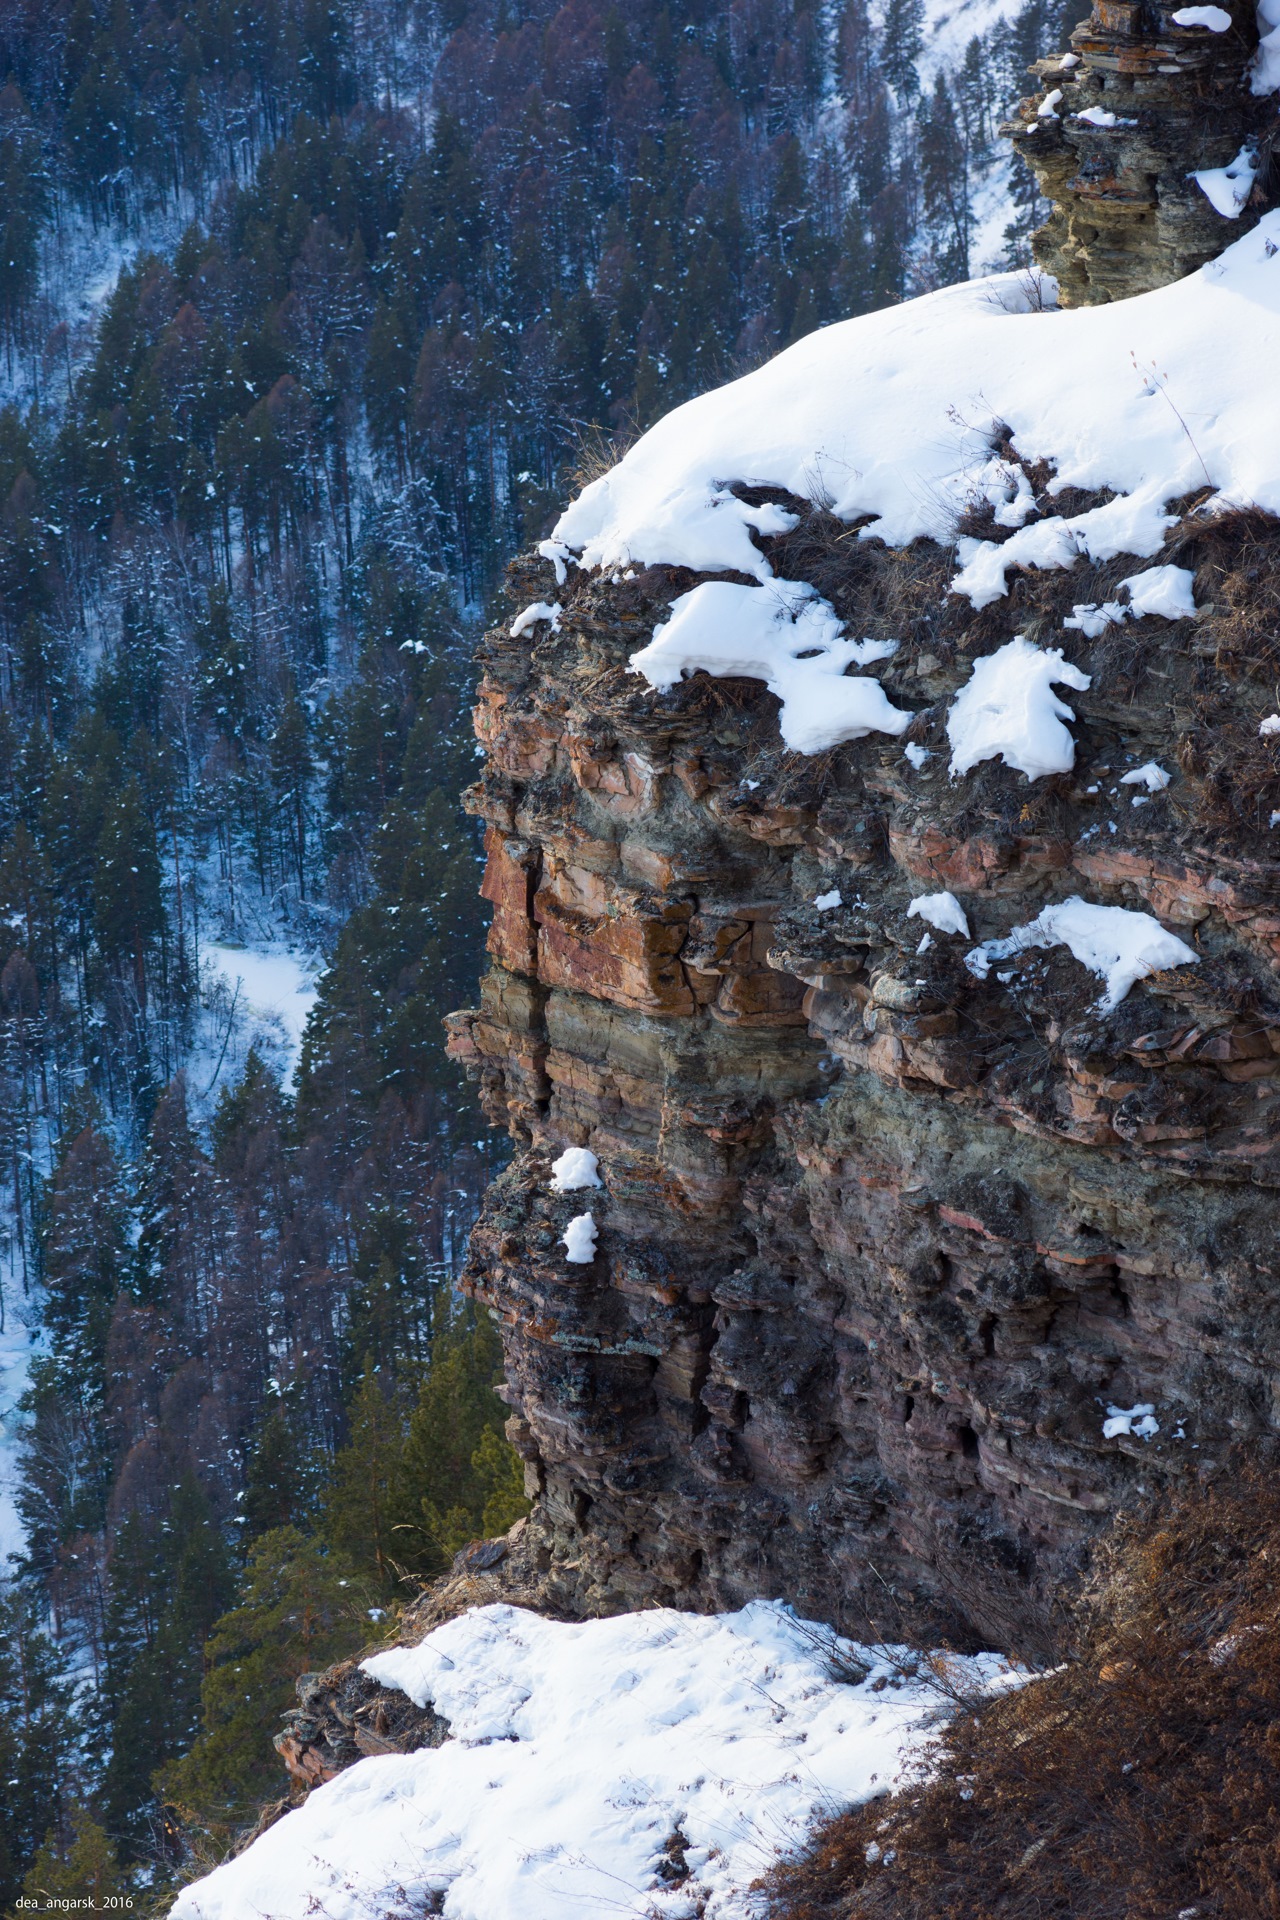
[448, 504, 1280, 1656]
[1009, 0, 1274, 303]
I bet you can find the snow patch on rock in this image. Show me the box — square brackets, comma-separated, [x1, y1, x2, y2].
[561, 1213, 598, 1263]
[965, 897, 1199, 1009]
[628, 579, 909, 755]
[550, 1146, 602, 1192]
[551, 217, 1280, 604]
[947, 637, 1090, 781]
[1194, 144, 1258, 218]
[510, 600, 562, 637]
[908, 891, 971, 939]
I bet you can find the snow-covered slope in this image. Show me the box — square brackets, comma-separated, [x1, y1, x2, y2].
[199, 944, 319, 1095]
[171, 1601, 1018, 1920]
[918, 0, 1026, 84]
[552, 213, 1280, 593]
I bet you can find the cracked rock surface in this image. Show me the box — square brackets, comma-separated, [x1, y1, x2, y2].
[448, 504, 1280, 1656]
[1009, 0, 1274, 304]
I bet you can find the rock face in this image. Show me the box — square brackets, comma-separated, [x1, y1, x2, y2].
[1009, 0, 1272, 303]
[449, 507, 1280, 1655]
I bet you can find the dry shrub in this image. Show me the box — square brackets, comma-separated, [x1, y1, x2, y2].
[762, 1473, 1280, 1920]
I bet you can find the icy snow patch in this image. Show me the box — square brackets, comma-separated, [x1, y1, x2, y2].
[1256, 0, 1280, 91]
[904, 741, 932, 769]
[1259, 713, 1280, 735]
[562, 1213, 598, 1263]
[1119, 563, 1199, 618]
[0, 1274, 35, 1565]
[1103, 1403, 1160, 1440]
[1173, 4, 1232, 24]
[1074, 106, 1137, 126]
[1065, 565, 1196, 637]
[965, 897, 1199, 1009]
[551, 216, 1280, 598]
[1064, 600, 1127, 637]
[169, 1600, 1020, 1920]
[628, 580, 909, 755]
[1194, 145, 1258, 218]
[947, 637, 1090, 781]
[814, 889, 843, 910]
[550, 1146, 601, 1192]
[1120, 762, 1172, 793]
[510, 600, 562, 637]
[908, 891, 971, 939]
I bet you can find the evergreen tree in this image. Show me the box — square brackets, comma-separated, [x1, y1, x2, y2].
[390, 1310, 525, 1580]
[880, 0, 925, 99]
[92, 778, 166, 1011]
[320, 1361, 408, 1590]
[242, 1400, 322, 1539]
[17, 1809, 125, 1918]
[40, 1110, 127, 1394]
[101, 1480, 234, 1856]
[158, 1527, 372, 1839]
[0, 1580, 77, 1912]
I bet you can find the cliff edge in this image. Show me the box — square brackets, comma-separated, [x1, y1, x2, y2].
[449, 188, 1280, 1653]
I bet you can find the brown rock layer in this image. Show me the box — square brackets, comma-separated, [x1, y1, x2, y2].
[1007, 0, 1274, 303]
[451, 504, 1280, 1654]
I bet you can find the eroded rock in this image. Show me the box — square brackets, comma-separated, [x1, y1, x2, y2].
[450, 510, 1280, 1658]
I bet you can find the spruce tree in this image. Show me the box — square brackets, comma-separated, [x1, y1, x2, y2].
[390, 1311, 524, 1579]
[0, 1579, 77, 1912]
[17, 1809, 126, 1917]
[101, 1480, 234, 1856]
[320, 1361, 408, 1590]
[158, 1527, 372, 1839]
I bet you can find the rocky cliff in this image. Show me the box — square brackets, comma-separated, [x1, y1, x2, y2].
[437, 16, 1280, 1657]
[259, 5, 1280, 1815]
[446, 492, 1280, 1654]
[1010, 0, 1273, 303]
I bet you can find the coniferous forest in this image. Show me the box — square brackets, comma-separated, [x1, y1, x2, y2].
[0, 0, 1087, 1906]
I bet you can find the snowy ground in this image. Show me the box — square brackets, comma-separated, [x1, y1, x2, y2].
[0, 1249, 37, 1569]
[919, 0, 1026, 84]
[171, 1600, 1021, 1920]
[197, 944, 320, 1099]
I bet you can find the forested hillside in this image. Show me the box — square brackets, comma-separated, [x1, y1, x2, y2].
[0, 0, 1083, 1906]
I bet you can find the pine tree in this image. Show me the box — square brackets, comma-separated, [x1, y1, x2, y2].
[0, 1579, 77, 1912]
[101, 1479, 234, 1855]
[17, 1808, 126, 1917]
[242, 1400, 322, 1538]
[158, 1526, 372, 1839]
[40, 1110, 127, 1391]
[92, 778, 166, 1011]
[390, 1310, 523, 1579]
[880, 0, 925, 99]
[268, 693, 311, 894]
[320, 1361, 408, 1590]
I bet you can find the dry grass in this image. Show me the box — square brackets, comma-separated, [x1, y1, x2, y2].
[761, 1473, 1280, 1920]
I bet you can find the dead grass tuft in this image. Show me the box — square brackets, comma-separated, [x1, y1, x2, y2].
[761, 1472, 1280, 1920]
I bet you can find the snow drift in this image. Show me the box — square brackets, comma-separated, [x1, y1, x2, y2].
[169, 1601, 1017, 1920]
[553, 214, 1280, 597]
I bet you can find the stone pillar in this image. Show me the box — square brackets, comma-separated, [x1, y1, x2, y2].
[1005, 0, 1272, 303]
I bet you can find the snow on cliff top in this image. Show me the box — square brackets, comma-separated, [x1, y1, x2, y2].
[170, 1600, 1018, 1920]
[552, 213, 1280, 594]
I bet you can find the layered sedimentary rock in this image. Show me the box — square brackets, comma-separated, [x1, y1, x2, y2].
[448, 506, 1280, 1654]
[1008, 0, 1273, 303]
